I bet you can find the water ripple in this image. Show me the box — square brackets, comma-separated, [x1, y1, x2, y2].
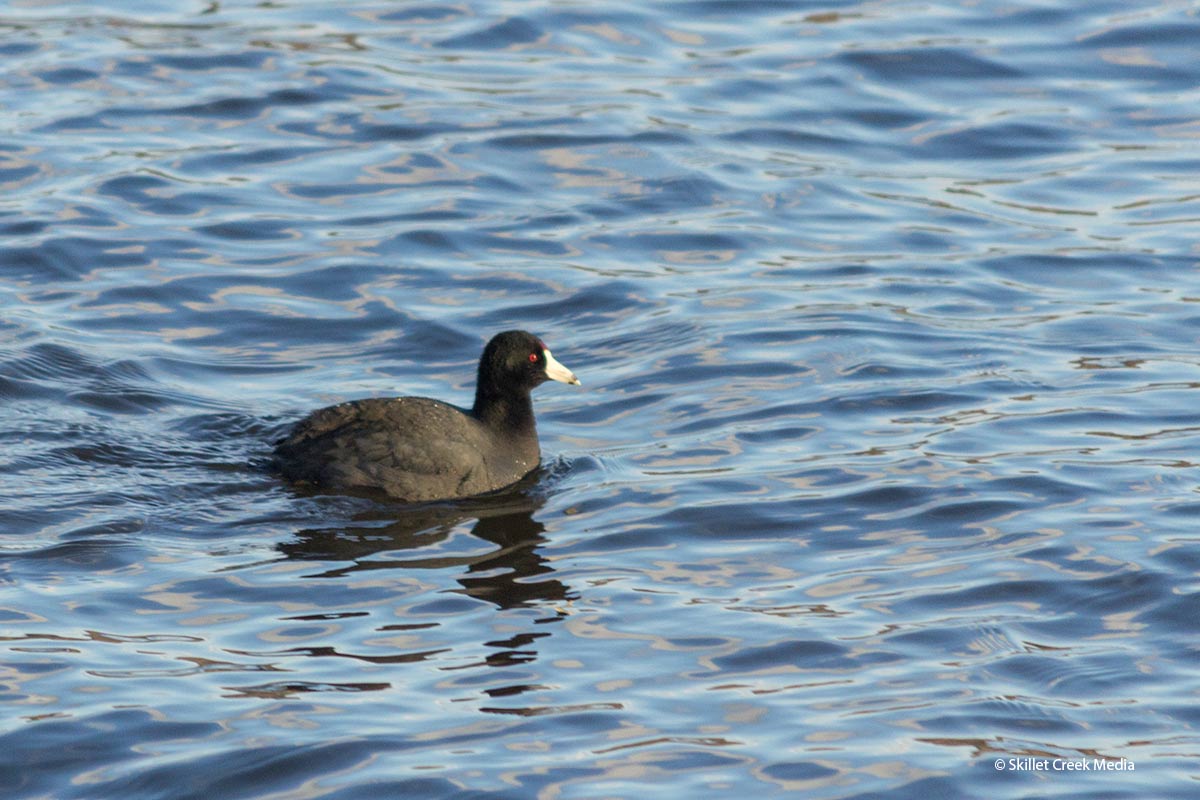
[1, 0, 1198, 798]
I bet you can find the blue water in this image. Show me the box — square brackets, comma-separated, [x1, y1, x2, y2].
[3, 1, 1199, 797]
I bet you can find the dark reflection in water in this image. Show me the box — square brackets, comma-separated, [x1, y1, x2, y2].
[273, 486, 572, 676]
[279, 486, 573, 610]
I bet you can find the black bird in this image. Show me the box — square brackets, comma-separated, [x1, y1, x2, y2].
[273, 330, 580, 501]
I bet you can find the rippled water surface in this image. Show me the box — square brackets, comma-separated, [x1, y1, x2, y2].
[4, 1, 1200, 797]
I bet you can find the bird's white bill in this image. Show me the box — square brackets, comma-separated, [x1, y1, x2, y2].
[543, 349, 580, 385]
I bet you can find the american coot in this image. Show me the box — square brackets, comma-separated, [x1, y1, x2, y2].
[273, 330, 580, 502]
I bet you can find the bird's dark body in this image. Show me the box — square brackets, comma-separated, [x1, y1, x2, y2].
[273, 396, 539, 501]
[271, 331, 577, 502]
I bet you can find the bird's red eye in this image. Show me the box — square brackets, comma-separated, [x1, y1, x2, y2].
[529, 352, 539, 363]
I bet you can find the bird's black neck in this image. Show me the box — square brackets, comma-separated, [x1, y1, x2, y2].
[472, 384, 536, 434]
